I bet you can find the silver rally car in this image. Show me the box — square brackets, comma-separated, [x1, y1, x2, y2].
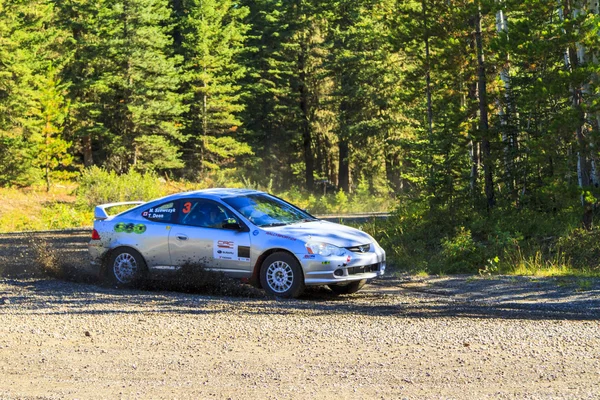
[89, 188, 386, 298]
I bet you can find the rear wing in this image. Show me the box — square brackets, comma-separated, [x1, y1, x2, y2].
[94, 201, 146, 220]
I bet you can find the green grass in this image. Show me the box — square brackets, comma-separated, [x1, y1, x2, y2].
[0, 185, 93, 232]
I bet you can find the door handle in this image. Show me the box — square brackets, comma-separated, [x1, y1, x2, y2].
[176, 234, 188, 241]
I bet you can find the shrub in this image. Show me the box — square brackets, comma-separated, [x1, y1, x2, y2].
[77, 166, 164, 207]
[438, 227, 484, 273]
[557, 228, 600, 271]
[334, 189, 348, 213]
[40, 203, 93, 230]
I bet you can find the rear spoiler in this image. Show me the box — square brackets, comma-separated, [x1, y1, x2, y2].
[94, 201, 146, 220]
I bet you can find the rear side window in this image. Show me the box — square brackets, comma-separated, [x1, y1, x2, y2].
[141, 201, 178, 223]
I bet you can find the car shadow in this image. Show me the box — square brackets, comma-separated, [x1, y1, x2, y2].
[1, 275, 598, 321]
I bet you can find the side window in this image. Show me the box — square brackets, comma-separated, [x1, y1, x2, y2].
[141, 201, 178, 223]
[178, 199, 232, 229]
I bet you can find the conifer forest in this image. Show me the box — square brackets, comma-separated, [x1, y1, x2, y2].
[3, 0, 600, 273]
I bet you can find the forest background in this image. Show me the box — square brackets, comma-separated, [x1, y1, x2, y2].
[2, 0, 600, 276]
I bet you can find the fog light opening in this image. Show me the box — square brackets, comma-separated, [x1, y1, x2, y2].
[334, 269, 344, 277]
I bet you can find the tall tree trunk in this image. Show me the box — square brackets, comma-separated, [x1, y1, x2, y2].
[475, 5, 495, 210]
[496, 6, 517, 201]
[338, 138, 350, 192]
[385, 149, 403, 193]
[422, 0, 434, 199]
[45, 118, 50, 192]
[82, 135, 93, 167]
[470, 139, 480, 193]
[298, 31, 314, 191]
[562, 0, 592, 228]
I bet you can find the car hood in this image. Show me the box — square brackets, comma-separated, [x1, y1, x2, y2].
[263, 220, 374, 248]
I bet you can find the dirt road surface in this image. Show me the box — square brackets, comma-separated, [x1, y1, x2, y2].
[0, 230, 599, 399]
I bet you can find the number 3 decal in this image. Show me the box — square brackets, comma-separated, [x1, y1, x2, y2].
[182, 202, 191, 214]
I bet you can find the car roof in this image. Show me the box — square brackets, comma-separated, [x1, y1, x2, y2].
[164, 188, 265, 201]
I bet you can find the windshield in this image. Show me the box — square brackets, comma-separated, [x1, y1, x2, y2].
[223, 194, 317, 227]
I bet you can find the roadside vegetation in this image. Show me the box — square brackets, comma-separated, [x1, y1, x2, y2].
[354, 204, 600, 278]
[0, 167, 394, 233]
[3, 1, 600, 279]
[3, 167, 600, 279]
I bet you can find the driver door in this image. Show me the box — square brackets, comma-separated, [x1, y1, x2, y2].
[168, 199, 252, 276]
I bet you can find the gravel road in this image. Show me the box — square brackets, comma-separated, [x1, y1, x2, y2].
[0, 230, 599, 399]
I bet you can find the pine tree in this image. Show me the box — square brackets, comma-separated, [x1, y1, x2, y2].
[241, 0, 315, 189]
[0, 0, 70, 186]
[325, 0, 405, 193]
[178, 0, 252, 176]
[30, 71, 72, 191]
[57, 0, 186, 172]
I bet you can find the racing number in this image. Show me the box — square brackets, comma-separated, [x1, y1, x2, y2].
[182, 202, 192, 214]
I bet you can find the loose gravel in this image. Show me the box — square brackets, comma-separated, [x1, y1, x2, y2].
[0, 231, 599, 399]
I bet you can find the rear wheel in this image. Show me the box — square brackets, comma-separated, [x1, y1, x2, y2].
[260, 252, 305, 298]
[107, 247, 147, 287]
[328, 279, 367, 295]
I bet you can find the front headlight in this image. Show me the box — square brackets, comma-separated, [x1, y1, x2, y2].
[305, 242, 346, 257]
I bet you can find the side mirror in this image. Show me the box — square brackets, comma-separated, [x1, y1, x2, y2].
[222, 218, 245, 231]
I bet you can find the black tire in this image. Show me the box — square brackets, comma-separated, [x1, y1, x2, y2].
[260, 252, 305, 298]
[328, 279, 367, 295]
[107, 247, 147, 287]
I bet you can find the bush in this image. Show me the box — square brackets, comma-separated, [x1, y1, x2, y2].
[77, 166, 164, 207]
[557, 228, 600, 271]
[357, 197, 593, 276]
[438, 227, 484, 273]
[40, 203, 93, 230]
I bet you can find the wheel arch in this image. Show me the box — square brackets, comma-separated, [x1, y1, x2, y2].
[251, 248, 303, 288]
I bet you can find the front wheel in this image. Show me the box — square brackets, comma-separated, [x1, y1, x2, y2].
[107, 247, 147, 287]
[329, 279, 367, 295]
[260, 252, 305, 298]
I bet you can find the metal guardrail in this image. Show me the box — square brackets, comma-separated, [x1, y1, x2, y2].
[316, 212, 390, 219]
[317, 212, 391, 223]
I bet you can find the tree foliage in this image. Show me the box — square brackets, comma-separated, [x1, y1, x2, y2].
[2, 0, 600, 231]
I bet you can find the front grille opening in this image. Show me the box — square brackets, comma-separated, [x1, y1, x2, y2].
[348, 263, 379, 275]
[346, 243, 371, 253]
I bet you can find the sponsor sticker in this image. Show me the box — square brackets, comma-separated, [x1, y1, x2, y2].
[114, 223, 146, 234]
[217, 240, 234, 249]
[213, 240, 251, 262]
[304, 254, 316, 259]
[252, 230, 259, 236]
[265, 231, 297, 241]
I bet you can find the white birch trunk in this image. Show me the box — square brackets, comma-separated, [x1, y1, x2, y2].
[496, 4, 515, 193]
[560, 1, 588, 205]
